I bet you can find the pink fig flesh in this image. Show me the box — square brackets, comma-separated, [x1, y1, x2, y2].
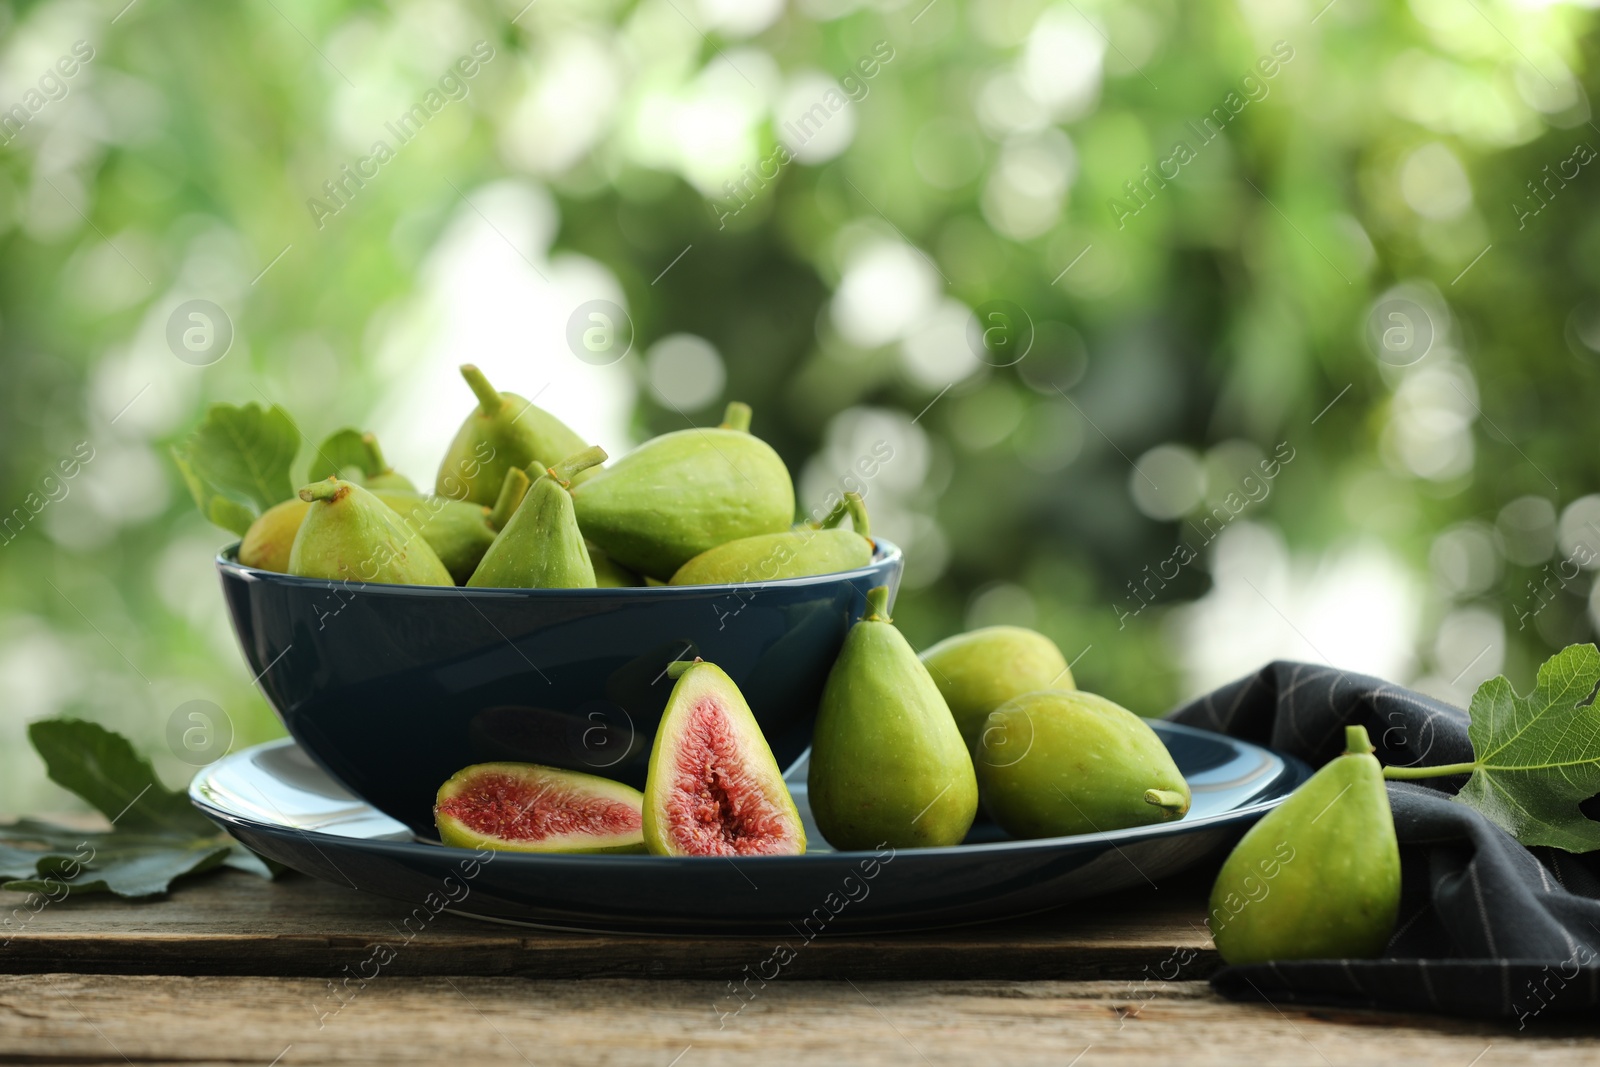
[434, 763, 645, 854]
[643, 661, 805, 857]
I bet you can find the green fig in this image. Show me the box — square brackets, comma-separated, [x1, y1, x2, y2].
[809, 586, 978, 850]
[435, 762, 645, 854]
[239, 498, 311, 572]
[921, 626, 1073, 751]
[642, 659, 805, 856]
[668, 492, 874, 585]
[1208, 725, 1400, 964]
[467, 447, 608, 589]
[436, 364, 593, 506]
[974, 690, 1190, 838]
[572, 402, 795, 580]
[288, 479, 453, 585]
[587, 541, 642, 587]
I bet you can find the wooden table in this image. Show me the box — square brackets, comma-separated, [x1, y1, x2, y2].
[1, 869, 1595, 1065]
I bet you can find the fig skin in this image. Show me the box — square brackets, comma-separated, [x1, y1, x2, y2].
[974, 690, 1190, 839]
[436, 364, 594, 507]
[467, 448, 606, 589]
[587, 541, 642, 587]
[642, 659, 805, 857]
[920, 626, 1073, 751]
[372, 492, 496, 585]
[668, 491, 872, 585]
[668, 528, 871, 585]
[435, 762, 646, 854]
[287, 479, 454, 586]
[239, 498, 311, 572]
[809, 587, 978, 850]
[572, 402, 795, 581]
[1208, 725, 1400, 965]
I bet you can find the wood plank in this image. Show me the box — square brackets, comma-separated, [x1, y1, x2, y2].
[0, 974, 1592, 1066]
[0, 870, 1217, 981]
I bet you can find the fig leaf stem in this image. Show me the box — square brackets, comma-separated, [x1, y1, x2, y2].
[1382, 760, 1479, 780]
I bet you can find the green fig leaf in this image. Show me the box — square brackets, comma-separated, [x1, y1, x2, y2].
[308, 428, 383, 484]
[172, 402, 300, 533]
[1452, 643, 1600, 852]
[28, 720, 216, 838]
[2, 839, 233, 898]
[0, 720, 279, 900]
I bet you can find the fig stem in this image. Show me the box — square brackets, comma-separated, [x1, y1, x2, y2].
[1382, 760, 1479, 780]
[488, 468, 531, 530]
[461, 364, 504, 415]
[864, 585, 892, 623]
[818, 497, 849, 530]
[1144, 788, 1188, 812]
[547, 445, 608, 487]
[359, 432, 388, 476]
[843, 492, 870, 537]
[720, 402, 752, 433]
[1344, 724, 1375, 756]
[665, 657, 703, 680]
[299, 480, 349, 504]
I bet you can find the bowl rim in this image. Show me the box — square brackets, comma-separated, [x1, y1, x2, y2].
[215, 537, 903, 597]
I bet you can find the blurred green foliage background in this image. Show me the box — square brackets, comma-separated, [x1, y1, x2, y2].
[1, 0, 1596, 809]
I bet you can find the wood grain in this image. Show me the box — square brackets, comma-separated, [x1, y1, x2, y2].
[0, 973, 1588, 1066]
[0, 870, 1216, 981]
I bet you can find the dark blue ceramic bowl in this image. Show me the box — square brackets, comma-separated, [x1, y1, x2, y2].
[217, 541, 903, 834]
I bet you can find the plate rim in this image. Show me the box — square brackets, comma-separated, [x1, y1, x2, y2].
[191, 721, 1311, 866]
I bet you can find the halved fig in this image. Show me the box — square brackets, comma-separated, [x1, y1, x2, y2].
[642, 659, 806, 857]
[434, 762, 645, 854]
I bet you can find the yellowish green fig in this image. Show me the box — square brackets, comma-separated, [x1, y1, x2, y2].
[436, 364, 593, 506]
[920, 626, 1073, 751]
[587, 541, 642, 587]
[668, 492, 873, 585]
[572, 402, 795, 580]
[809, 586, 978, 850]
[239, 498, 310, 572]
[975, 690, 1189, 839]
[288, 479, 453, 585]
[435, 762, 645, 854]
[1208, 725, 1400, 964]
[467, 447, 607, 589]
[642, 659, 805, 856]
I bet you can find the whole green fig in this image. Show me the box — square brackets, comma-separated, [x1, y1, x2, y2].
[974, 690, 1189, 838]
[572, 402, 795, 580]
[467, 447, 607, 588]
[920, 626, 1072, 751]
[668, 492, 873, 585]
[809, 586, 978, 849]
[1208, 725, 1400, 964]
[288, 479, 453, 585]
[436, 364, 592, 506]
[239, 498, 310, 572]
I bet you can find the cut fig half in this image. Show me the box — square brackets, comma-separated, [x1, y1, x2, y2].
[642, 660, 806, 857]
[434, 763, 645, 854]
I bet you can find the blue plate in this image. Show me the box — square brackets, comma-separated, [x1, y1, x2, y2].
[192, 724, 1309, 934]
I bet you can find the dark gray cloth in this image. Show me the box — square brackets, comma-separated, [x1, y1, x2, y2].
[1168, 661, 1600, 1023]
